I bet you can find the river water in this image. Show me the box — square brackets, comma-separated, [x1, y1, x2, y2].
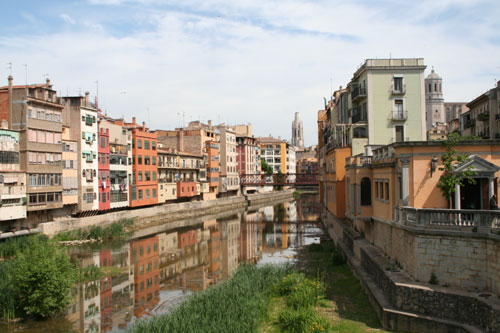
[3, 193, 322, 333]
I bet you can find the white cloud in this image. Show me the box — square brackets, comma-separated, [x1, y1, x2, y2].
[60, 13, 76, 25]
[1, 1, 500, 146]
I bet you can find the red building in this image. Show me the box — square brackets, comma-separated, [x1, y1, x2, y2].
[131, 236, 160, 318]
[178, 230, 198, 248]
[100, 249, 113, 332]
[177, 181, 197, 199]
[98, 127, 111, 211]
[126, 117, 158, 208]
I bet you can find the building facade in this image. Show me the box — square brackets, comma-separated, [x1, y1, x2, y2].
[62, 126, 78, 213]
[98, 127, 110, 211]
[217, 125, 239, 196]
[127, 118, 158, 207]
[0, 129, 26, 226]
[63, 93, 99, 214]
[0, 77, 64, 222]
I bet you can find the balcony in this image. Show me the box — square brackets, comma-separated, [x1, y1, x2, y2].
[346, 155, 372, 168]
[464, 118, 475, 128]
[391, 110, 408, 121]
[351, 85, 367, 102]
[391, 84, 406, 95]
[477, 112, 489, 121]
[401, 207, 500, 231]
[352, 108, 367, 123]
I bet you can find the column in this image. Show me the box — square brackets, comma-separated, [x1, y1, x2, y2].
[455, 183, 461, 210]
[401, 158, 409, 206]
[489, 177, 494, 199]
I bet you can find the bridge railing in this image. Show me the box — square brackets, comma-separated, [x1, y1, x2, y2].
[240, 173, 319, 186]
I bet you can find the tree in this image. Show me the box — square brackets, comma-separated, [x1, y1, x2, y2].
[437, 133, 478, 208]
[6, 235, 76, 319]
[261, 158, 274, 175]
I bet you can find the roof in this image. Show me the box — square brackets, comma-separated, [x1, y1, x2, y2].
[426, 69, 441, 80]
[257, 136, 286, 143]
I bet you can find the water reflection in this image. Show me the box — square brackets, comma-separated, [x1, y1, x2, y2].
[5, 194, 321, 332]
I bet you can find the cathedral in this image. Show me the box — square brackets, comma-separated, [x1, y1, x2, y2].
[292, 112, 304, 148]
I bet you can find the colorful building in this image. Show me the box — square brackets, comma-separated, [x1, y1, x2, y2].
[126, 118, 158, 207]
[0, 128, 26, 225]
[62, 126, 78, 214]
[98, 127, 110, 211]
[62, 92, 99, 214]
[0, 77, 64, 222]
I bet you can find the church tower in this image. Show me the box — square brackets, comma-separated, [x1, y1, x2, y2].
[425, 68, 445, 132]
[291, 112, 304, 148]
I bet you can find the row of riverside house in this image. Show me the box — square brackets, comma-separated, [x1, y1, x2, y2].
[318, 58, 500, 296]
[0, 76, 297, 230]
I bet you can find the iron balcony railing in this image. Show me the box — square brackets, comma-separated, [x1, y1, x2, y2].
[391, 84, 406, 95]
[351, 85, 367, 101]
[391, 110, 408, 121]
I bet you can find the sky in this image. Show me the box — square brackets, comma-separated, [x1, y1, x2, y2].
[0, 0, 499, 146]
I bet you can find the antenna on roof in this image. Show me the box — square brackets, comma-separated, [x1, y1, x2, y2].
[94, 80, 99, 109]
[23, 64, 28, 85]
[7, 62, 12, 75]
[43, 73, 49, 81]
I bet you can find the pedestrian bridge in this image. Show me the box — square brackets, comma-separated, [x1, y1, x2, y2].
[239, 173, 319, 186]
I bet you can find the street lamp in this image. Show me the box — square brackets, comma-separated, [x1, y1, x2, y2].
[430, 156, 438, 177]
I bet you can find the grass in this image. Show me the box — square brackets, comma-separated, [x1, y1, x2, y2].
[261, 241, 389, 333]
[128, 264, 293, 333]
[53, 218, 134, 242]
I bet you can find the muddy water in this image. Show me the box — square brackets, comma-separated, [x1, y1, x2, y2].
[2, 193, 321, 332]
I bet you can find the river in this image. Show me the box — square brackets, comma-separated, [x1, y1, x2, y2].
[2, 193, 322, 332]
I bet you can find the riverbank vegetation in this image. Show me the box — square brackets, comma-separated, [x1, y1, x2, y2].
[128, 264, 293, 333]
[53, 218, 134, 242]
[0, 235, 76, 320]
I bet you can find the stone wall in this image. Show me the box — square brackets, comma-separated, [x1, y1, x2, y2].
[40, 195, 247, 236]
[360, 246, 500, 332]
[246, 189, 294, 206]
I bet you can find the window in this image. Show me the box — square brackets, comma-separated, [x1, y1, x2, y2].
[146, 189, 150, 198]
[144, 140, 150, 150]
[360, 178, 371, 205]
[393, 77, 403, 92]
[353, 127, 367, 138]
[138, 139, 142, 149]
[152, 141, 156, 150]
[153, 188, 157, 198]
[144, 156, 150, 165]
[152, 156, 156, 165]
[138, 172, 143, 181]
[138, 155, 142, 165]
[395, 125, 404, 142]
[385, 182, 389, 201]
[153, 171, 156, 181]
[138, 189, 143, 199]
[101, 137, 106, 148]
[145, 171, 151, 181]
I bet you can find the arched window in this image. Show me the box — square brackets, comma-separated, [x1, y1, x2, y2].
[361, 177, 371, 205]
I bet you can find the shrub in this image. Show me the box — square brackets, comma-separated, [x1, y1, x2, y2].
[308, 243, 324, 252]
[0, 235, 76, 319]
[278, 307, 330, 333]
[332, 246, 346, 266]
[429, 272, 439, 285]
[277, 272, 325, 309]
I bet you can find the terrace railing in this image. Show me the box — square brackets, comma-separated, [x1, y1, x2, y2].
[401, 207, 500, 231]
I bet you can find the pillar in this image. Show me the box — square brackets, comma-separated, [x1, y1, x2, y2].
[401, 158, 409, 206]
[455, 183, 461, 210]
[489, 177, 494, 199]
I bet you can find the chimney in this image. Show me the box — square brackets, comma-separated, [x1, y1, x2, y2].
[178, 129, 184, 151]
[208, 120, 212, 127]
[132, 117, 136, 124]
[85, 91, 90, 107]
[142, 121, 146, 131]
[8, 75, 13, 126]
[45, 78, 51, 89]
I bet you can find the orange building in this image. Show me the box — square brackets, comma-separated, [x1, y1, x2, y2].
[126, 117, 158, 207]
[131, 235, 160, 318]
[206, 140, 220, 197]
[344, 141, 500, 235]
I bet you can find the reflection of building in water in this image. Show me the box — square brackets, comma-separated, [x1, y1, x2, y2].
[296, 194, 320, 222]
[131, 236, 160, 318]
[239, 211, 262, 263]
[207, 222, 222, 284]
[109, 243, 135, 331]
[100, 249, 112, 332]
[221, 216, 241, 279]
[66, 249, 101, 332]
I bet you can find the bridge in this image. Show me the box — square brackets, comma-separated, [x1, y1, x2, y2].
[239, 173, 319, 186]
